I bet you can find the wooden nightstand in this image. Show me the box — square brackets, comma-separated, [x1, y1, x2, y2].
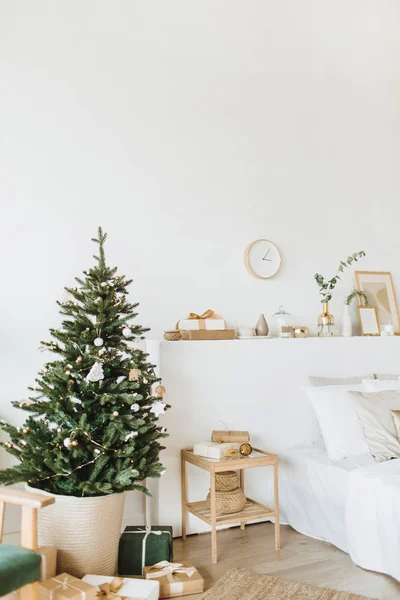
[181, 448, 280, 564]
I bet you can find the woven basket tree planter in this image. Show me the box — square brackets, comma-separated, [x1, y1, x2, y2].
[27, 486, 125, 577]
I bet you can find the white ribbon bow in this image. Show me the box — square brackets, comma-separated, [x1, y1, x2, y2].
[145, 561, 196, 580]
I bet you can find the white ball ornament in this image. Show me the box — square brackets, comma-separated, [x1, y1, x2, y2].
[113, 411, 119, 417]
[130, 403, 140, 412]
[142, 378, 148, 384]
[101, 282, 107, 287]
[94, 448, 101, 454]
[94, 337, 104, 347]
[63, 437, 71, 448]
[122, 327, 131, 338]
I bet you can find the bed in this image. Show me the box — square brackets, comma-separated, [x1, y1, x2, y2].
[280, 443, 400, 581]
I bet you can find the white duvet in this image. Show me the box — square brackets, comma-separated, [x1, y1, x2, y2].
[346, 458, 400, 581]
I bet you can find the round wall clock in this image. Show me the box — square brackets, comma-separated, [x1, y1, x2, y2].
[244, 239, 281, 279]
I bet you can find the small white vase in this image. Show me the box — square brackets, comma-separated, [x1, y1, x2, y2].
[342, 304, 352, 337]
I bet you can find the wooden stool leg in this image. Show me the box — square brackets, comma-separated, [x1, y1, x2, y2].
[181, 453, 187, 541]
[273, 460, 280, 551]
[240, 470, 245, 530]
[210, 469, 217, 563]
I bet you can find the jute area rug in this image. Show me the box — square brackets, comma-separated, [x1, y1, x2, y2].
[202, 569, 376, 600]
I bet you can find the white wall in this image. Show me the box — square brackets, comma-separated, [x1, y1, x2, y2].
[0, 4, 399, 432]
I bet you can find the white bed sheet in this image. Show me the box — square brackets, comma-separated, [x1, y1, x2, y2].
[279, 444, 374, 553]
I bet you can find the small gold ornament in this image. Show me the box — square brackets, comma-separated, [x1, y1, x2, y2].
[65, 370, 71, 376]
[155, 385, 166, 398]
[239, 442, 253, 456]
[71, 440, 79, 447]
[6, 442, 13, 448]
[73, 287, 78, 291]
[22, 427, 30, 434]
[129, 369, 141, 381]
[96, 296, 102, 302]
[76, 356, 83, 363]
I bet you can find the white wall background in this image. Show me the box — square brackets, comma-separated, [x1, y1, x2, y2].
[1, 2, 400, 417]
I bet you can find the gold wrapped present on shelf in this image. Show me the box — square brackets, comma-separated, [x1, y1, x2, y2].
[212, 430, 250, 443]
[39, 573, 97, 600]
[144, 561, 204, 599]
[177, 309, 226, 331]
[180, 330, 235, 340]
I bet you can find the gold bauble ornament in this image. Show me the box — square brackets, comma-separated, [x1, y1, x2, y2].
[6, 442, 13, 448]
[155, 385, 166, 398]
[65, 370, 71, 376]
[22, 427, 30, 434]
[71, 440, 78, 447]
[76, 356, 83, 363]
[239, 442, 253, 456]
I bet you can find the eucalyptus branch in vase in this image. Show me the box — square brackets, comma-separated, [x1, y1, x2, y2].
[315, 251, 366, 337]
[345, 289, 368, 306]
[314, 251, 366, 303]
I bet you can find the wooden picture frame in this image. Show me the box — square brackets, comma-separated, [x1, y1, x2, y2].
[357, 306, 380, 336]
[354, 271, 400, 333]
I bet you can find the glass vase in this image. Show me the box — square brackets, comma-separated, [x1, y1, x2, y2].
[318, 302, 334, 337]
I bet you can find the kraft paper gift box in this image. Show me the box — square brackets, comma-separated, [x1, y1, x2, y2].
[39, 546, 57, 581]
[118, 526, 173, 576]
[82, 574, 159, 600]
[39, 573, 97, 600]
[144, 561, 204, 599]
[180, 330, 235, 340]
[193, 441, 240, 459]
[178, 309, 226, 331]
[211, 430, 250, 443]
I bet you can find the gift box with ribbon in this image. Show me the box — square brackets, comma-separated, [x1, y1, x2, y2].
[118, 526, 173, 576]
[143, 561, 204, 599]
[39, 546, 57, 581]
[177, 309, 226, 331]
[193, 441, 240, 459]
[39, 573, 97, 600]
[82, 575, 159, 600]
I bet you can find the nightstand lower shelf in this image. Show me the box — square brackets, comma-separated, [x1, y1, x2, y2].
[186, 497, 276, 527]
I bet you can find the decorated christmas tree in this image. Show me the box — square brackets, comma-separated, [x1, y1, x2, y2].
[0, 228, 169, 497]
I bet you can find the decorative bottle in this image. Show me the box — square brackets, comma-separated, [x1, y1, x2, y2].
[342, 304, 352, 337]
[318, 302, 334, 337]
[255, 314, 269, 336]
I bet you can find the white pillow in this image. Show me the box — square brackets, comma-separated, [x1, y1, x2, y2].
[349, 390, 400, 462]
[362, 379, 400, 392]
[303, 384, 370, 461]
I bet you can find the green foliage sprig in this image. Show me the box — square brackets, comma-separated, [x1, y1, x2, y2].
[345, 289, 368, 306]
[314, 251, 366, 303]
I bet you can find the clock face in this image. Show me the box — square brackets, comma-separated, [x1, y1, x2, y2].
[245, 239, 281, 279]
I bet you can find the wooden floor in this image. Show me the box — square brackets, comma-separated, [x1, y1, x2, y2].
[173, 522, 400, 599]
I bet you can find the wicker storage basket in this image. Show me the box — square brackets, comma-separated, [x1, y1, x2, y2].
[214, 470, 240, 492]
[206, 487, 246, 515]
[27, 485, 125, 577]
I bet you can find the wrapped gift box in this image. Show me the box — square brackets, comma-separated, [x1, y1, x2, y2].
[82, 575, 159, 600]
[39, 546, 57, 581]
[193, 441, 240, 459]
[144, 561, 204, 599]
[178, 310, 226, 331]
[180, 330, 235, 341]
[211, 430, 250, 443]
[39, 573, 97, 600]
[118, 526, 173, 576]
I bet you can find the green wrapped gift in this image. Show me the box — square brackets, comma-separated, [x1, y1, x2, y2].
[118, 525, 173, 576]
